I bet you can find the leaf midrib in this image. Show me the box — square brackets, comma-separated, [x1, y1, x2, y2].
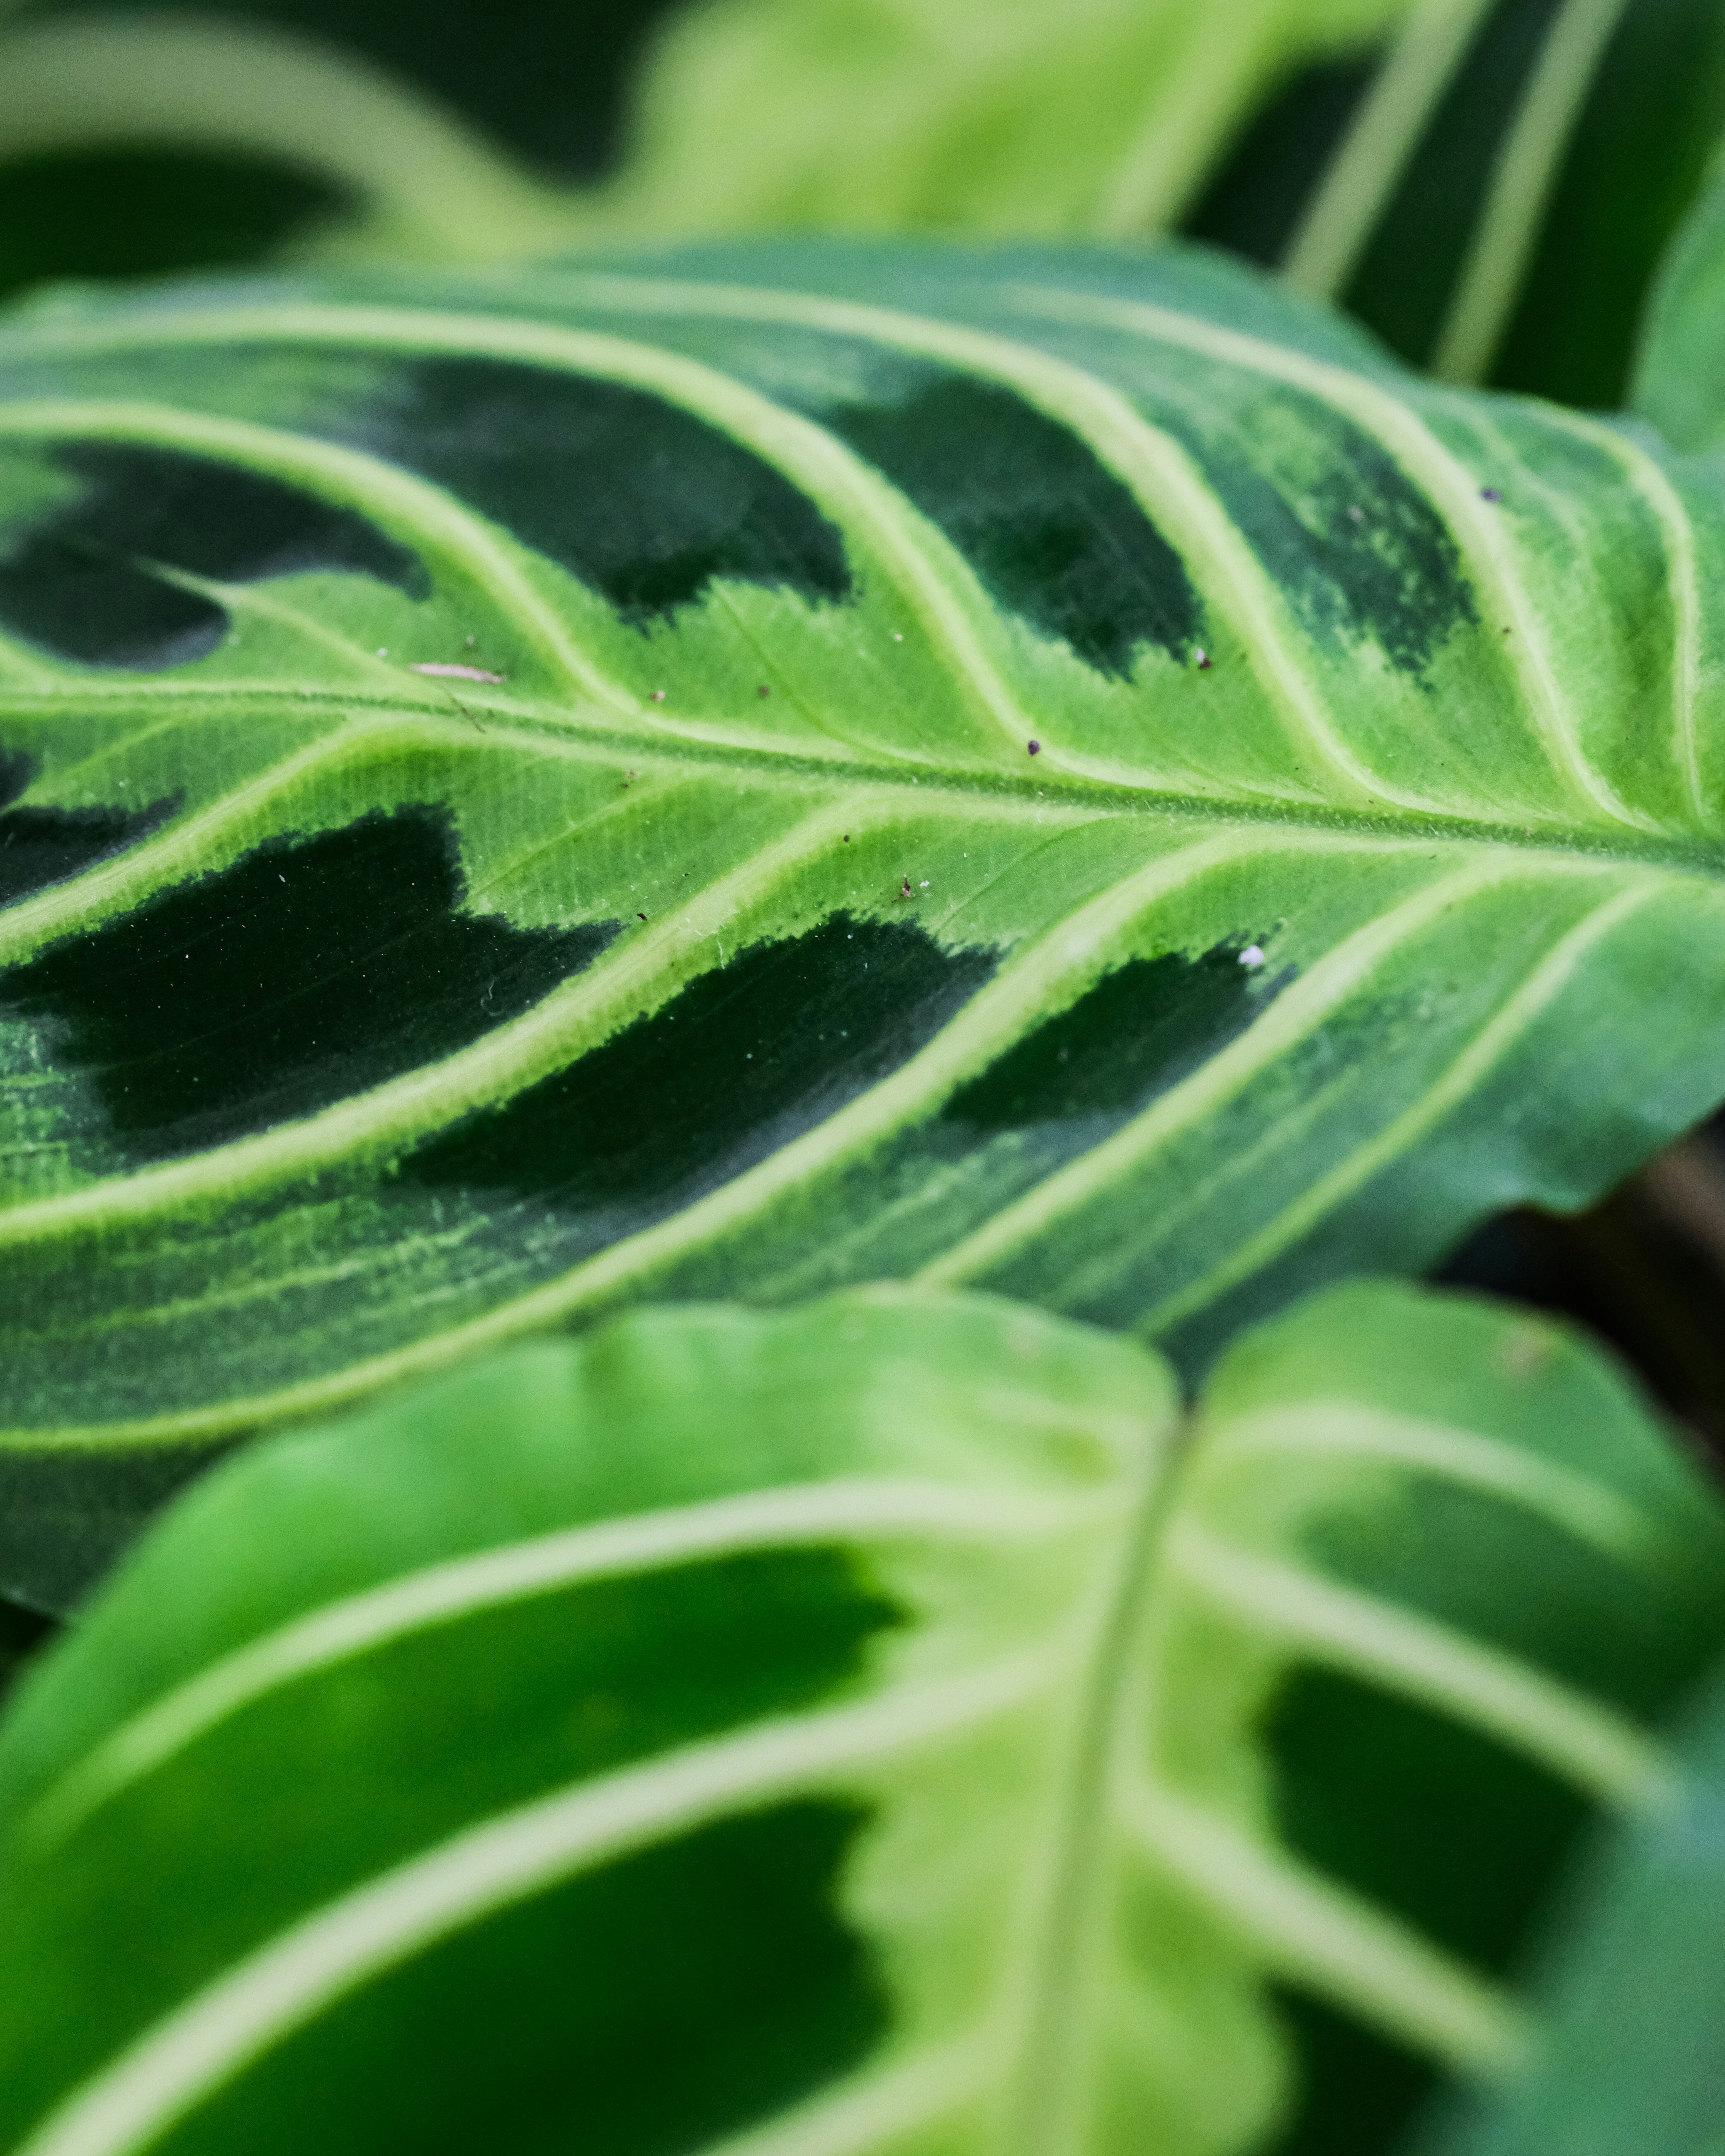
[2, 682, 1720, 881]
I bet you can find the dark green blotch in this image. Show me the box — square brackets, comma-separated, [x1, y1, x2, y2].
[945, 940, 1273, 1131]
[408, 909, 995, 1221]
[0, 440, 428, 669]
[0, 148, 349, 303]
[0, 1440, 231, 1617]
[0, 1593, 55, 1707]
[823, 370, 1200, 675]
[1268, 1666, 1586, 1973]
[0, 747, 176, 908]
[0, 806, 617, 1160]
[178, 1803, 888, 2156]
[1341, 0, 1567, 374]
[1183, 57, 1378, 267]
[390, 1546, 905, 1806]
[340, 356, 851, 624]
[1224, 386, 1478, 679]
[1273, 1989, 1435, 2156]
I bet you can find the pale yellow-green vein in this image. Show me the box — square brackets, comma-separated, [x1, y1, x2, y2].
[1139, 876, 1670, 1335]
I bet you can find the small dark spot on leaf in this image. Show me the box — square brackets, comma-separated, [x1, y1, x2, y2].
[1480, 487, 1503, 503]
[1027, 740, 1041, 755]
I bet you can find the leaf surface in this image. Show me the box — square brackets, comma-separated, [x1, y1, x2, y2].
[1416, 1643, 1725, 2156]
[6, 239, 1725, 1584]
[0, 0, 1416, 268]
[0, 1282, 1718, 2156]
[1634, 138, 1725, 455]
[1213, 0, 1725, 403]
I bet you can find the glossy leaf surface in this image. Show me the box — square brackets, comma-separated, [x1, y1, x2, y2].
[7, 239, 1725, 1565]
[0, 1282, 1720, 2156]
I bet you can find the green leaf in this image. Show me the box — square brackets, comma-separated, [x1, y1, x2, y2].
[0, 0, 1416, 275]
[593, 0, 1419, 241]
[1230, 0, 1725, 403]
[7, 238, 1725, 1588]
[0, 1281, 1718, 2156]
[1414, 1645, 1725, 2156]
[1633, 139, 1725, 456]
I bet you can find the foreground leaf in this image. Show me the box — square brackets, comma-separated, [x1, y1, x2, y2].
[0, 1282, 1719, 2156]
[1417, 1647, 1725, 2156]
[7, 239, 1725, 1583]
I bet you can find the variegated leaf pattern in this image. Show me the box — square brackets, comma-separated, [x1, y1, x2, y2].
[0, 1284, 1719, 2156]
[6, 239, 1725, 1590]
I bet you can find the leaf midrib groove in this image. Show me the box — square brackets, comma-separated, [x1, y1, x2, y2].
[1, 682, 1721, 879]
[1005, 1415, 1179, 2156]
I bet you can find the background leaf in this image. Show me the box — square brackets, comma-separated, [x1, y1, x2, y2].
[1197, 0, 1725, 405]
[1632, 139, 1725, 456]
[0, 1282, 1718, 2156]
[1412, 1645, 1725, 2156]
[4, 0, 1721, 418]
[0, 0, 1418, 285]
[7, 238, 1725, 1593]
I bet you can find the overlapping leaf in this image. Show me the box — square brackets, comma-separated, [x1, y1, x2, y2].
[1634, 140, 1725, 456]
[1419, 1645, 1725, 2156]
[1203, 0, 1725, 403]
[6, 239, 1725, 1593]
[0, 1283, 1718, 2156]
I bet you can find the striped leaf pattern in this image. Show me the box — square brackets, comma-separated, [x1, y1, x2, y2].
[6, 238, 1725, 1587]
[0, 1283, 1719, 2156]
[1208, 0, 1725, 403]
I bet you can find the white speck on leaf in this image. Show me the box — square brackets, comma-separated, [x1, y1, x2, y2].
[1239, 945, 1265, 969]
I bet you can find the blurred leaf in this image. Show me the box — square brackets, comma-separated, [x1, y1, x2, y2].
[1198, 0, 1725, 406]
[1411, 1643, 1725, 2156]
[0, 1597, 52, 1708]
[0, 1280, 1720, 2156]
[1633, 141, 1725, 454]
[595, 0, 1419, 239]
[0, 0, 1422, 280]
